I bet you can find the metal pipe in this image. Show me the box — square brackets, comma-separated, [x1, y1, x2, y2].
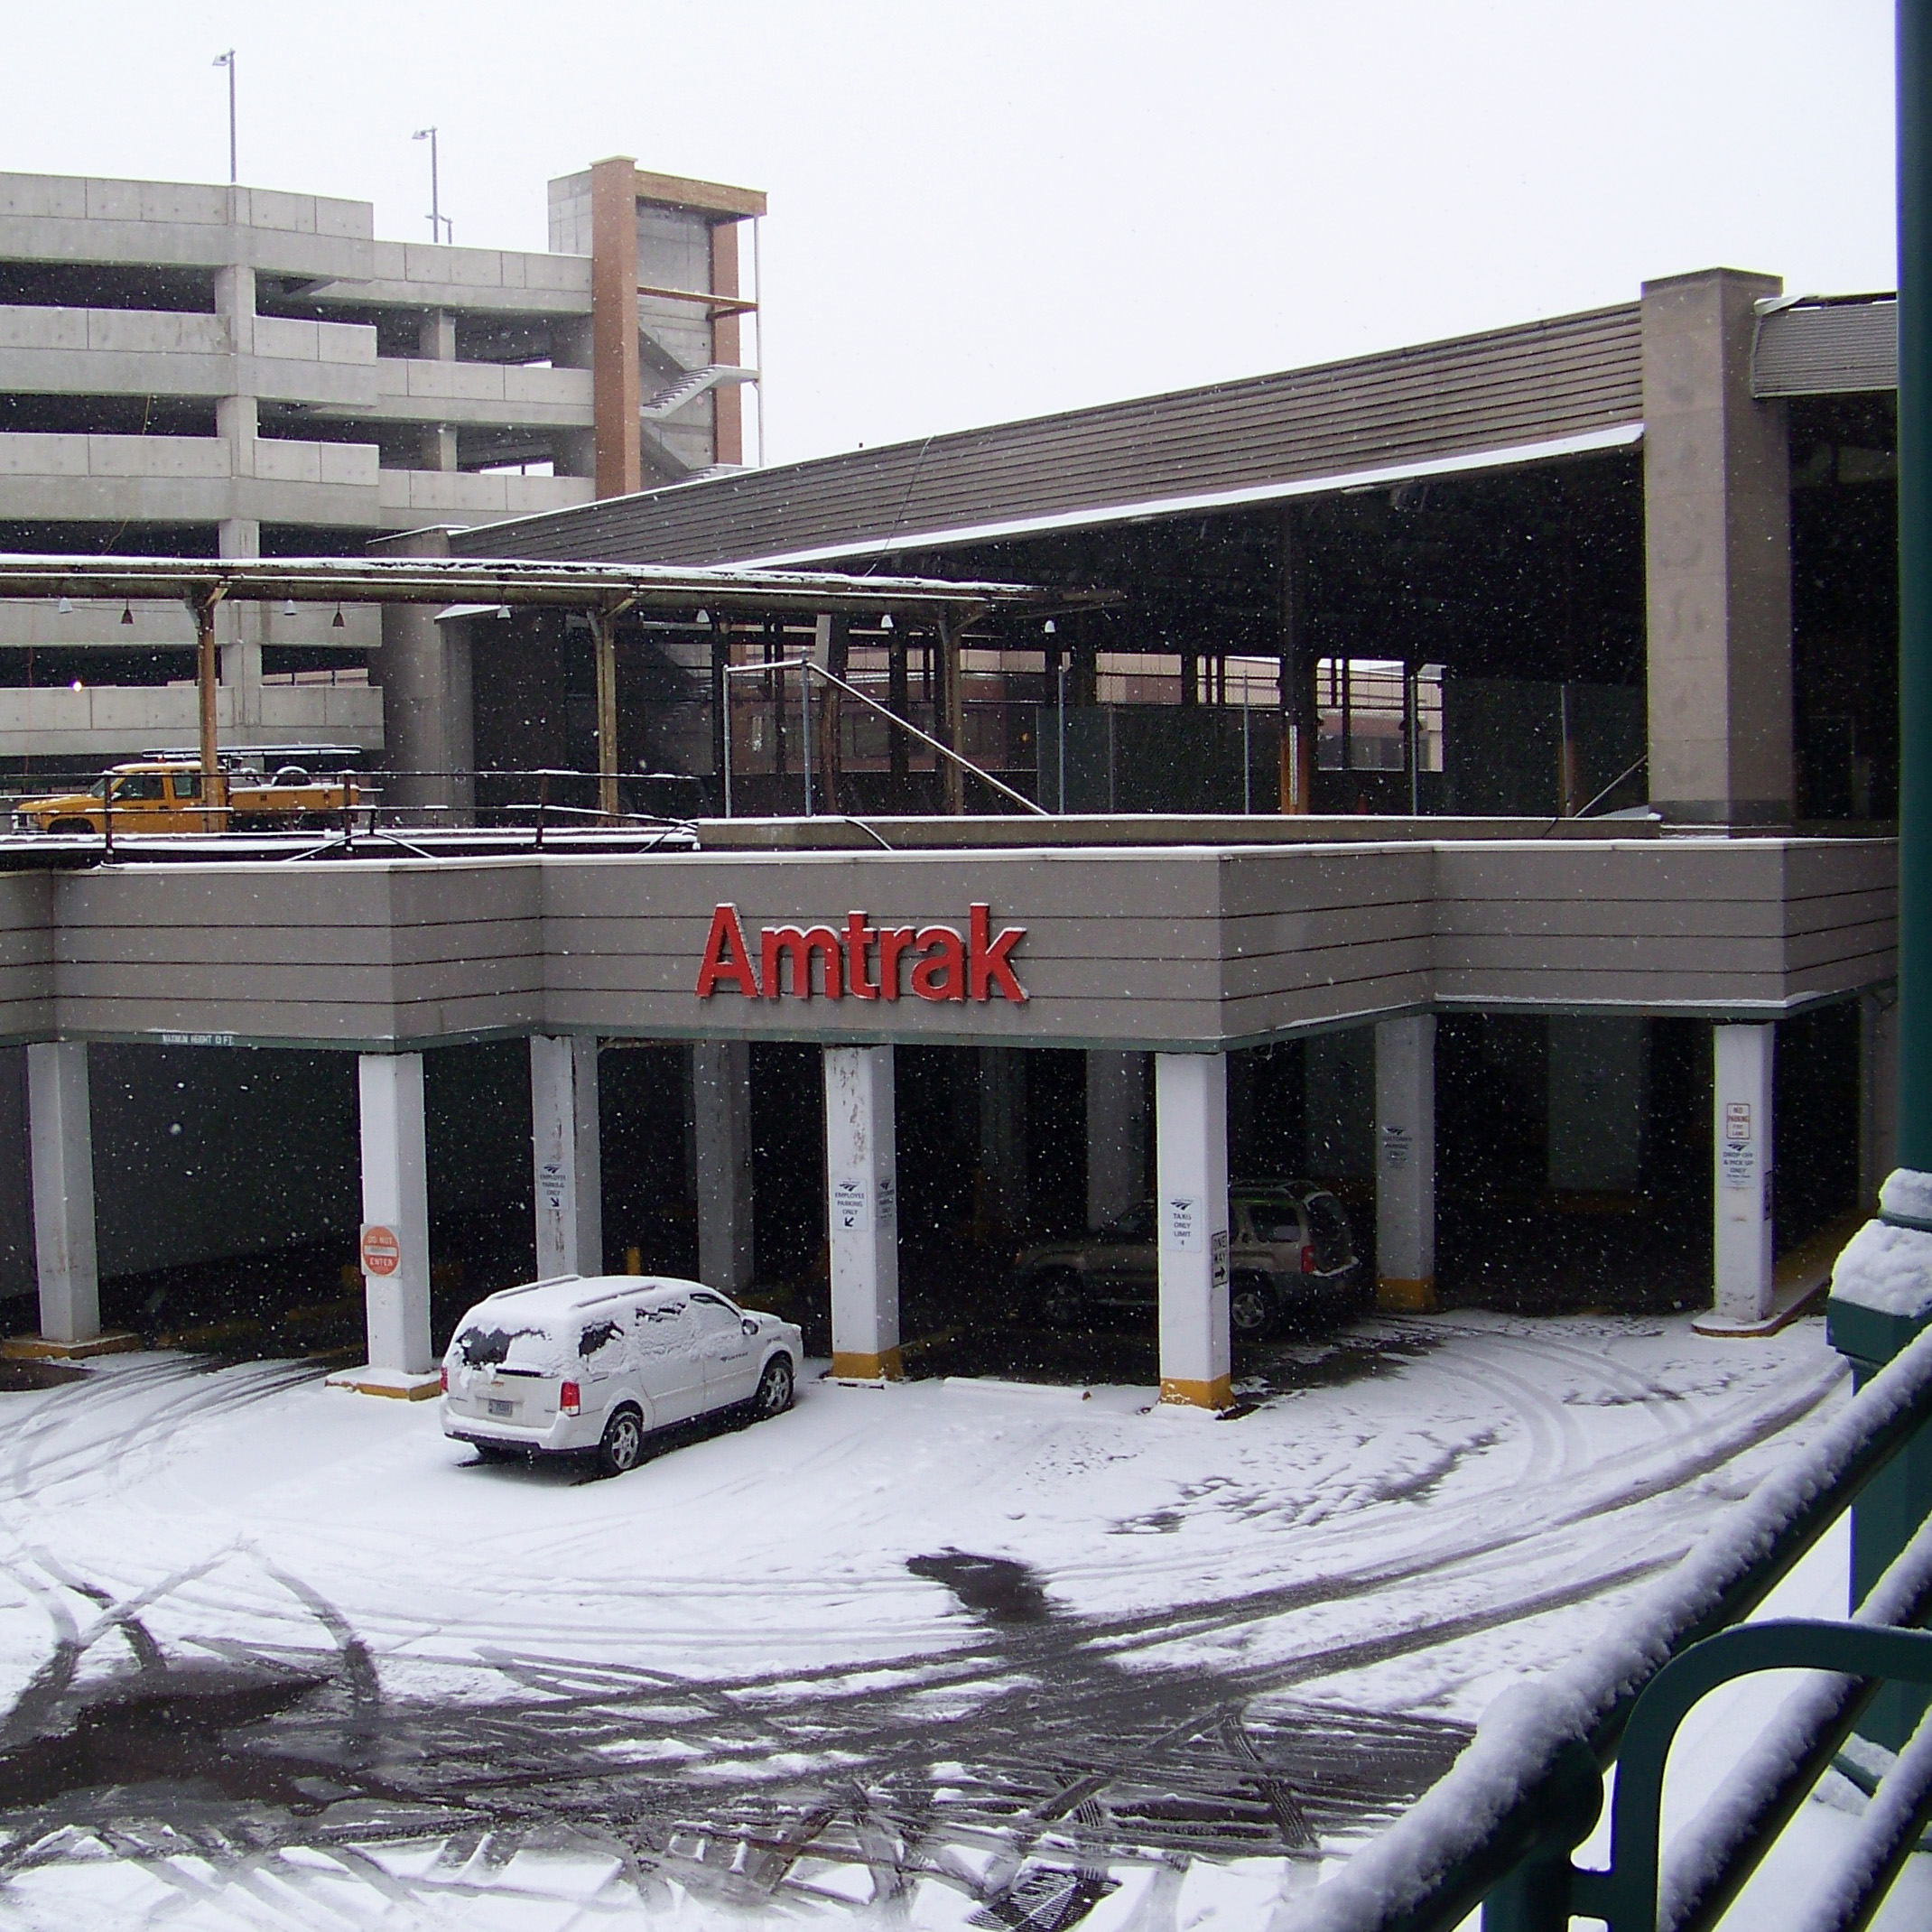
[190, 590, 222, 831]
[591, 606, 618, 821]
[802, 650, 813, 816]
[1056, 658, 1068, 812]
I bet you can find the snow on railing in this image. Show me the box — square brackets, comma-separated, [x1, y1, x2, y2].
[1277, 1323, 1932, 1932]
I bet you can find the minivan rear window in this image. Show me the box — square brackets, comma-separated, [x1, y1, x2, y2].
[454, 1324, 558, 1372]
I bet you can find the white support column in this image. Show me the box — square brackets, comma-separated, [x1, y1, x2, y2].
[1375, 1015, 1437, 1312]
[356, 1053, 433, 1379]
[530, 1035, 602, 1280]
[823, 1045, 901, 1379]
[1714, 1022, 1775, 1323]
[1086, 1049, 1147, 1231]
[1155, 1052, 1231, 1408]
[693, 1040, 755, 1293]
[27, 1043, 99, 1346]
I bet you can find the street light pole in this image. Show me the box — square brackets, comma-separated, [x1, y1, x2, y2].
[413, 127, 447, 242]
[212, 51, 236, 185]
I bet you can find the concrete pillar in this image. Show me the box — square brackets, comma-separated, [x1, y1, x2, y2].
[1713, 1023, 1775, 1323]
[1086, 1049, 1147, 1230]
[28, 1043, 98, 1345]
[419, 424, 459, 473]
[1375, 1015, 1436, 1312]
[530, 1035, 602, 1279]
[589, 156, 643, 498]
[217, 513, 263, 729]
[1155, 1052, 1231, 1408]
[978, 1045, 1027, 1236]
[358, 1053, 432, 1375]
[1642, 269, 1794, 823]
[368, 525, 473, 824]
[823, 1045, 900, 1379]
[1547, 1016, 1649, 1195]
[417, 308, 456, 361]
[693, 1039, 754, 1292]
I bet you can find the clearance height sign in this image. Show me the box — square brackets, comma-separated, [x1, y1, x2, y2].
[697, 904, 1027, 1004]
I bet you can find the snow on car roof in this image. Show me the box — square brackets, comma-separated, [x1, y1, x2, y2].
[462, 1274, 714, 1324]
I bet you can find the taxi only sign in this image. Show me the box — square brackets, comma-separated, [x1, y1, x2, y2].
[696, 903, 1027, 1004]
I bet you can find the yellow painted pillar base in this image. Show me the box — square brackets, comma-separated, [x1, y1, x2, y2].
[1158, 1374, 1233, 1409]
[831, 1347, 903, 1380]
[1377, 1276, 1437, 1314]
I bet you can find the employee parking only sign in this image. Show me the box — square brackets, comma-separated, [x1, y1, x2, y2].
[832, 1175, 871, 1232]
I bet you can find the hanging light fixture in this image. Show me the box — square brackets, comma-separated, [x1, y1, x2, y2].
[693, 608, 711, 627]
[495, 603, 512, 621]
[331, 604, 346, 629]
[283, 598, 298, 617]
[119, 603, 134, 626]
[1043, 618, 1057, 636]
[56, 595, 71, 614]
[879, 611, 894, 631]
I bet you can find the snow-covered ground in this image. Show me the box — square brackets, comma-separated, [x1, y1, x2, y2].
[0, 1309, 1902, 1929]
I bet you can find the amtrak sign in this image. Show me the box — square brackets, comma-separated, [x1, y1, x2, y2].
[696, 904, 1028, 1003]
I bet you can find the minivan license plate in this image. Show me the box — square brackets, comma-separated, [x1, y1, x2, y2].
[487, 1398, 515, 1417]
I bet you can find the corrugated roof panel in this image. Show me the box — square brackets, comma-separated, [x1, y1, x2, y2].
[1754, 297, 1898, 396]
[455, 302, 1643, 567]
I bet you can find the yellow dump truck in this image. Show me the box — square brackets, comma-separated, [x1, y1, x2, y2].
[10, 761, 357, 835]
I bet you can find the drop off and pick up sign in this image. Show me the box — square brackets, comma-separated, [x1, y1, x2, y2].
[696, 903, 1027, 1004]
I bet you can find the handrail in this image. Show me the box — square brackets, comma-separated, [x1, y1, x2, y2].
[719, 656, 1050, 819]
[1280, 1322, 1932, 1932]
[1582, 1614, 1932, 1932]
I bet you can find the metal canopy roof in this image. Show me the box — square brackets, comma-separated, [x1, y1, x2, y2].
[0, 553, 1088, 618]
[447, 301, 1646, 570]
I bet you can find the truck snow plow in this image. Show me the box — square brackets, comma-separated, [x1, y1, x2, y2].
[11, 760, 356, 835]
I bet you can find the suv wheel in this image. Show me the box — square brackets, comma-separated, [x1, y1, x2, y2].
[597, 1406, 646, 1475]
[1229, 1274, 1278, 1341]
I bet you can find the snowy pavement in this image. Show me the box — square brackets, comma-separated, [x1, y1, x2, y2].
[0, 1310, 1871, 1928]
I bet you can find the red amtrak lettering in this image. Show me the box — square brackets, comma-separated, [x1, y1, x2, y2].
[877, 926, 915, 1000]
[694, 906, 1026, 1001]
[761, 925, 844, 999]
[844, 911, 879, 999]
[695, 904, 759, 998]
[910, 926, 966, 1000]
[969, 903, 1027, 1003]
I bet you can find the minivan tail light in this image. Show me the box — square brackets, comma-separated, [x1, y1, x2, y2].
[439, 1365, 448, 1394]
[1300, 1243, 1316, 1275]
[559, 1380, 581, 1416]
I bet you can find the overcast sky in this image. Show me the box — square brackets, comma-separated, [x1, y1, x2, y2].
[0, 1, 1899, 467]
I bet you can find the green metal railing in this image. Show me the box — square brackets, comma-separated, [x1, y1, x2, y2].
[1277, 1324, 1932, 1932]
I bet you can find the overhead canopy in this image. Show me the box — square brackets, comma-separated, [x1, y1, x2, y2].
[0, 553, 1101, 621]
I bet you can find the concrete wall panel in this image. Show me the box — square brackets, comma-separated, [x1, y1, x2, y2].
[0, 835, 1895, 1052]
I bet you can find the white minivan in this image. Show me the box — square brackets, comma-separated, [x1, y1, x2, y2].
[441, 1275, 803, 1474]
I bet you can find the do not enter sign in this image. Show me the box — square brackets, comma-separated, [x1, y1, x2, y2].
[359, 1224, 402, 1277]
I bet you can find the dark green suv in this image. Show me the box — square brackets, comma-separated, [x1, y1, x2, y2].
[1012, 1181, 1362, 1338]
